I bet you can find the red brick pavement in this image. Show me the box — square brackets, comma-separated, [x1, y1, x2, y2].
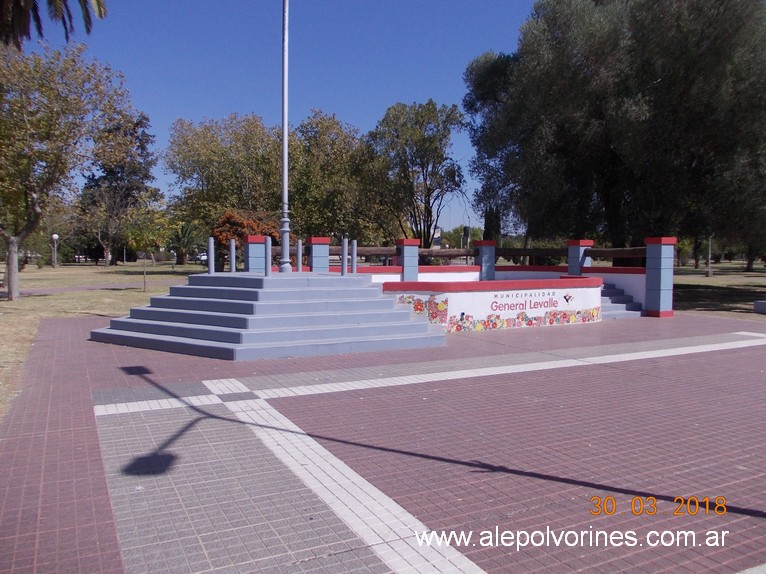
[271, 337, 766, 573]
[1, 313, 765, 573]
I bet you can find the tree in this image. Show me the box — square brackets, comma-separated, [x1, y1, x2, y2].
[123, 189, 168, 291]
[292, 110, 394, 244]
[1, 0, 106, 49]
[211, 210, 292, 271]
[79, 111, 157, 266]
[366, 99, 465, 248]
[464, 0, 766, 250]
[164, 114, 283, 234]
[0, 44, 127, 299]
[166, 221, 205, 265]
[441, 225, 483, 250]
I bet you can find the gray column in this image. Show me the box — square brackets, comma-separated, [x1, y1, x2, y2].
[645, 237, 676, 317]
[307, 237, 330, 273]
[567, 239, 594, 276]
[396, 238, 420, 282]
[474, 240, 496, 281]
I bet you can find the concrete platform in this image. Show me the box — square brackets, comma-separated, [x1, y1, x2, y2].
[1, 313, 765, 573]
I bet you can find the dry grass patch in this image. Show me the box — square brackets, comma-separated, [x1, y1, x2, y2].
[0, 262, 198, 420]
[673, 262, 766, 321]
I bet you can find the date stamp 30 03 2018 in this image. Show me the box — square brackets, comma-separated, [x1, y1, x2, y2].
[589, 495, 728, 517]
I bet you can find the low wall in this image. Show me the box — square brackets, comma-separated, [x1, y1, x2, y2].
[383, 277, 603, 333]
[496, 265, 647, 307]
[331, 265, 481, 284]
[495, 266, 565, 280]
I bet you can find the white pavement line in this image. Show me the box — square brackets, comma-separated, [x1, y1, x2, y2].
[582, 337, 766, 365]
[93, 332, 766, 418]
[260, 334, 766, 399]
[231, 397, 484, 574]
[202, 378, 250, 394]
[93, 394, 223, 416]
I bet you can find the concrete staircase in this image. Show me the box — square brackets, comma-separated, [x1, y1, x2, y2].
[90, 273, 445, 360]
[601, 282, 643, 319]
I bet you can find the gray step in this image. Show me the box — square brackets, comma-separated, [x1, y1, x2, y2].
[130, 306, 414, 329]
[108, 317, 433, 345]
[601, 309, 643, 320]
[168, 284, 382, 302]
[601, 294, 634, 304]
[601, 300, 642, 312]
[92, 271, 446, 361]
[187, 272, 373, 290]
[90, 327, 445, 361]
[601, 287, 625, 297]
[150, 295, 396, 315]
[600, 283, 643, 319]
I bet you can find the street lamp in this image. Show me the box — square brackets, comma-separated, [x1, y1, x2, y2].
[51, 233, 59, 268]
[279, 0, 292, 272]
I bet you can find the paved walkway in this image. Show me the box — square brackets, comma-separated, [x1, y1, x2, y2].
[1, 313, 765, 573]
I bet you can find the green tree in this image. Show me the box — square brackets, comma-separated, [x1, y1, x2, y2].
[464, 0, 766, 250]
[0, 44, 127, 299]
[123, 190, 168, 291]
[1, 0, 106, 49]
[366, 99, 465, 248]
[164, 114, 284, 234]
[292, 110, 393, 244]
[79, 111, 157, 266]
[166, 221, 205, 265]
[440, 225, 483, 250]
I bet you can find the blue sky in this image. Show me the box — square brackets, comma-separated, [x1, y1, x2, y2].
[44, 0, 536, 231]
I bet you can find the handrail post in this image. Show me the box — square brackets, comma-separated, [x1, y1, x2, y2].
[229, 238, 236, 272]
[207, 237, 215, 275]
[341, 237, 348, 276]
[296, 239, 302, 272]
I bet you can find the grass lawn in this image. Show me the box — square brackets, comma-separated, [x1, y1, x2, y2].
[0, 261, 202, 419]
[673, 261, 766, 319]
[0, 259, 765, 420]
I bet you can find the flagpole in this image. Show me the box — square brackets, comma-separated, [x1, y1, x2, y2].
[279, 0, 292, 272]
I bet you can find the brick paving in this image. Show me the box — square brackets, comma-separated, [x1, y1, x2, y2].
[0, 312, 765, 573]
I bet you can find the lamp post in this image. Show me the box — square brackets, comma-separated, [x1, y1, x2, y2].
[278, 0, 292, 272]
[51, 233, 59, 268]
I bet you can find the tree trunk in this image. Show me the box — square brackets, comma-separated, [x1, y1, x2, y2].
[4, 237, 20, 300]
[745, 244, 757, 272]
[692, 238, 702, 269]
[521, 233, 531, 265]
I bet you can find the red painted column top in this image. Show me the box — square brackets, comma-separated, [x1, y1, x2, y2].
[305, 236, 331, 245]
[244, 235, 268, 244]
[567, 239, 595, 247]
[645, 237, 677, 245]
[395, 238, 421, 247]
[474, 240, 497, 247]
